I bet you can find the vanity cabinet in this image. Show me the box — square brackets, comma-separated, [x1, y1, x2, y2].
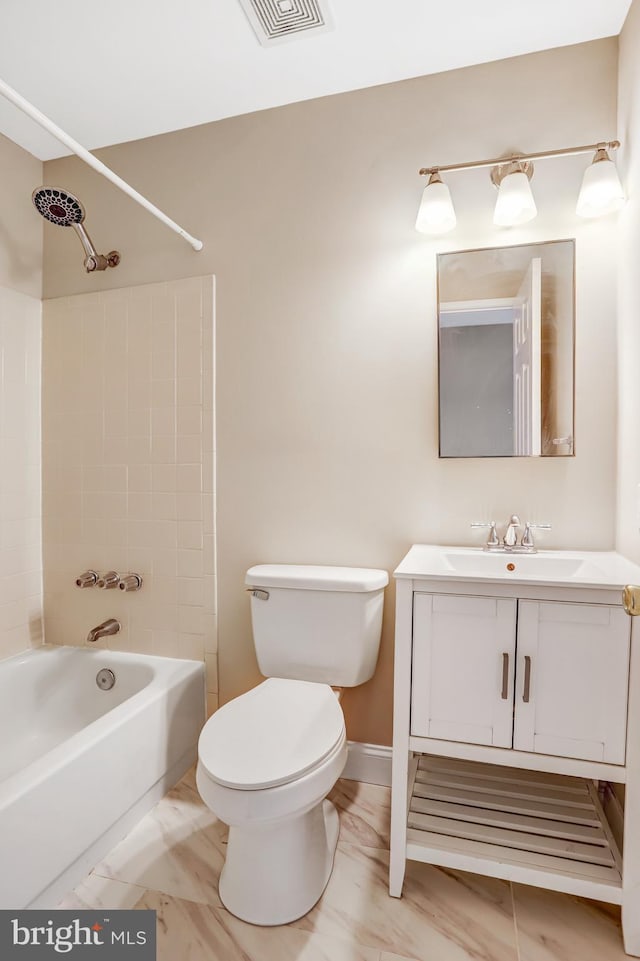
[411, 594, 630, 764]
[513, 600, 629, 764]
[390, 545, 640, 958]
[411, 593, 517, 748]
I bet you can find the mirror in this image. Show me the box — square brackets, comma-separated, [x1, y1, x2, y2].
[437, 240, 575, 458]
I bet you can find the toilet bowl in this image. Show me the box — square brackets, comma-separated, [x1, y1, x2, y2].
[196, 563, 388, 926]
[197, 677, 347, 925]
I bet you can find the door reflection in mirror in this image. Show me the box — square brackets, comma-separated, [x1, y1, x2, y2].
[437, 240, 575, 458]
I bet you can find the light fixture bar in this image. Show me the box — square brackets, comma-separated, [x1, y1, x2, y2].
[419, 140, 620, 177]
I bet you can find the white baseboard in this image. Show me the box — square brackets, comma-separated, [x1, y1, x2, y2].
[342, 741, 392, 786]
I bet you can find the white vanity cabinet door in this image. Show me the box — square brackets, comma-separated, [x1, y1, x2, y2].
[513, 601, 630, 764]
[411, 593, 517, 747]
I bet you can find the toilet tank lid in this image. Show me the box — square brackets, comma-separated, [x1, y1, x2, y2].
[245, 564, 389, 592]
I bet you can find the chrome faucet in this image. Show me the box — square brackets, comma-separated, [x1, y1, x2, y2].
[471, 516, 551, 552]
[87, 618, 121, 643]
[503, 514, 521, 548]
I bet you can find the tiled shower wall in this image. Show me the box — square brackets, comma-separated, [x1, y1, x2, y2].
[42, 277, 217, 712]
[0, 285, 43, 659]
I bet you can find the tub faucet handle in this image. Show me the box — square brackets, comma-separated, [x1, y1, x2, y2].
[119, 573, 143, 592]
[96, 571, 120, 590]
[75, 570, 99, 588]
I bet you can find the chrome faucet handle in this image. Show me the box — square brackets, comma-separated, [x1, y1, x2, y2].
[96, 571, 120, 590]
[75, 570, 99, 588]
[522, 522, 552, 550]
[471, 521, 499, 548]
[119, 573, 143, 592]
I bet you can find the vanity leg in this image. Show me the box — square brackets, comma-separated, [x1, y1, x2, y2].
[622, 756, 640, 956]
[622, 896, 640, 957]
[389, 748, 409, 897]
[622, 622, 640, 957]
[389, 578, 414, 898]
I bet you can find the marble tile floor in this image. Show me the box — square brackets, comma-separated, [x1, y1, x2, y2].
[59, 769, 629, 961]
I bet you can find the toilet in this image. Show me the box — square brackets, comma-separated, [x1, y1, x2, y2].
[196, 563, 388, 926]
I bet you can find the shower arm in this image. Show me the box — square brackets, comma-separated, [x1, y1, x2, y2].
[0, 76, 204, 252]
[72, 222, 119, 272]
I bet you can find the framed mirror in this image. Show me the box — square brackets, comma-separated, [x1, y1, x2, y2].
[437, 240, 575, 458]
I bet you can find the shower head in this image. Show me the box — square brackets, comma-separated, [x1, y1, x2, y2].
[31, 185, 120, 273]
[32, 187, 85, 226]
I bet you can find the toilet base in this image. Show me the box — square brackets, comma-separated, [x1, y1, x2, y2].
[218, 798, 340, 926]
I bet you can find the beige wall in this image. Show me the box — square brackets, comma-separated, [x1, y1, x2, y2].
[0, 134, 43, 661]
[43, 39, 619, 745]
[616, 2, 640, 563]
[0, 132, 42, 298]
[42, 278, 217, 711]
[0, 285, 42, 659]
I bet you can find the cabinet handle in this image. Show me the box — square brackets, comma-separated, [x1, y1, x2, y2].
[623, 585, 640, 615]
[501, 653, 509, 700]
[523, 655, 532, 703]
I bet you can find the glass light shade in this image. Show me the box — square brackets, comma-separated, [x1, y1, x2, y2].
[493, 171, 537, 226]
[576, 156, 625, 218]
[415, 177, 456, 234]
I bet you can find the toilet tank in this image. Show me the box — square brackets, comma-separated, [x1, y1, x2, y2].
[245, 564, 389, 686]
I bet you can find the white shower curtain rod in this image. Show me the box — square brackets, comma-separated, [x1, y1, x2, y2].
[0, 77, 204, 252]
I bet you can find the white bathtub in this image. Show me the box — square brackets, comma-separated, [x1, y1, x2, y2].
[0, 645, 205, 909]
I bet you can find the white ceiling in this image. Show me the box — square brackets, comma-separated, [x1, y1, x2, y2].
[0, 0, 631, 161]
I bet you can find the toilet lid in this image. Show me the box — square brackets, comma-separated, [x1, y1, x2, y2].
[198, 678, 345, 790]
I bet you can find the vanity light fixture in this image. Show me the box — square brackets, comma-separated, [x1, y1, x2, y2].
[576, 144, 626, 218]
[491, 160, 537, 226]
[415, 171, 457, 234]
[416, 139, 624, 234]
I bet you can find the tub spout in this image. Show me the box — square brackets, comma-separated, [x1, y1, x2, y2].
[87, 618, 121, 643]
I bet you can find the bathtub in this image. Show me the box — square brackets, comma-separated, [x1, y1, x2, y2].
[0, 645, 205, 909]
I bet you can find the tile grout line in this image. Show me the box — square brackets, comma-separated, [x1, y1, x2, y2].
[510, 882, 522, 961]
[88, 871, 147, 893]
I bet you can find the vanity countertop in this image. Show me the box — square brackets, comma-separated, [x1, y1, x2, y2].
[394, 544, 640, 591]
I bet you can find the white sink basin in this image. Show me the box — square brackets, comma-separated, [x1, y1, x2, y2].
[442, 551, 592, 579]
[394, 545, 640, 589]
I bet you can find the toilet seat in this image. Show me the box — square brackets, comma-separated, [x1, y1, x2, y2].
[198, 677, 345, 791]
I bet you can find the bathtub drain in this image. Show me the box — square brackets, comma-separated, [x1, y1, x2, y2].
[96, 668, 116, 691]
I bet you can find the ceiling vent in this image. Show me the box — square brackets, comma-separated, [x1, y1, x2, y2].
[238, 0, 333, 46]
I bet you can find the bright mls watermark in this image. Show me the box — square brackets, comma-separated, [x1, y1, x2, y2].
[0, 911, 156, 959]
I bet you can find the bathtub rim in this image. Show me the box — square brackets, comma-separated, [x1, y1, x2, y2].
[0, 644, 206, 806]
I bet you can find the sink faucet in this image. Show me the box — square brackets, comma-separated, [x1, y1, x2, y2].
[503, 514, 521, 548]
[87, 618, 121, 643]
[471, 516, 550, 552]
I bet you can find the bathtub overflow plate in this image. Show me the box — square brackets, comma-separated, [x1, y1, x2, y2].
[96, 668, 116, 691]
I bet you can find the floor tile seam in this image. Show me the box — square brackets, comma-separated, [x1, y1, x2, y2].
[510, 882, 523, 961]
[283, 915, 396, 957]
[283, 914, 427, 961]
[378, 952, 419, 961]
[88, 872, 223, 910]
[207, 900, 401, 958]
[132, 887, 222, 909]
[336, 839, 389, 852]
[88, 871, 147, 895]
[336, 838, 388, 852]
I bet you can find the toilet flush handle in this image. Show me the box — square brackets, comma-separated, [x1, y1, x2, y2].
[247, 588, 270, 601]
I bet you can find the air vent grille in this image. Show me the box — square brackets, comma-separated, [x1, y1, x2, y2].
[238, 0, 333, 45]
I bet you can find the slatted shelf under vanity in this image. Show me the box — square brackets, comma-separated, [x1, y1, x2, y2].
[405, 756, 623, 902]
